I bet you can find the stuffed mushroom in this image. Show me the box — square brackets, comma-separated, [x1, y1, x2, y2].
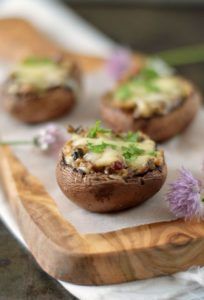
[2, 56, 81, 123]
[56, 121, 167, 213]
[101, 58, 201, 142]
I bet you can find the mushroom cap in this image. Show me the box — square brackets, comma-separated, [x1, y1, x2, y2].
[101, 85, 201, 142]
[56, 152, 167, 213]
[2, 60, 81, 123]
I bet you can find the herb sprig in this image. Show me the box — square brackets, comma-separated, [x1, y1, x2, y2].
[124, 131, 139, 142]
[87, 121, 111, 138]
[115, 62, 162, 101]
[122, 144, 145, 161]
[138, 67, 159, 81]
[147, 150, 157, 157]
[87, 142, 116, 153]
[86, 123, 157, 162]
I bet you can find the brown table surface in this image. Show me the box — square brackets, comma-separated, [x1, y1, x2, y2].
[0, 220, 77, 300]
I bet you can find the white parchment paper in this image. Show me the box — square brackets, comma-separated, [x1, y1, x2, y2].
[1, 68, 203, 234]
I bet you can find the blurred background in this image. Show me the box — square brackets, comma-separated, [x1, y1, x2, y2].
[65, 0, 204, 90]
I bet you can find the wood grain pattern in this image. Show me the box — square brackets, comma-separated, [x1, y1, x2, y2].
[1, 145, 204, 285]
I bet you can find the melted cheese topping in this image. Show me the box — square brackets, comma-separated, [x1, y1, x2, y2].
[7, 58, 77, 94]
[63, 130, 164, 175]
[112, 76, 192, 118]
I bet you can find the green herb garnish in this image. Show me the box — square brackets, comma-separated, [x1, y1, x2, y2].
[115, 84, 133, 101]
[22, 57, 55, 66]
[147, 150, 157, 157]
[144, 81, 160, 92]
[132, 66, 161, 92]
[131, 78, 161, 93]
[124, 131, 139, 142]
[87, 121, 111, 138]
[87, 142, 116, 153]
[139, 67, 159, 80]
[115, 65, 161, 102]
[122, 144, 145, 161]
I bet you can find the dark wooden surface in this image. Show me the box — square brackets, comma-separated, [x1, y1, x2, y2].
[69, 3, 204, 52]
[0, 220, 77, 300]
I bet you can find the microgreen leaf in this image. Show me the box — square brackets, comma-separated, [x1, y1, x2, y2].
[87, 121, 111, 138]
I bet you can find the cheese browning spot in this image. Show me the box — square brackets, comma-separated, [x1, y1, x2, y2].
[63, 121, 164, 176]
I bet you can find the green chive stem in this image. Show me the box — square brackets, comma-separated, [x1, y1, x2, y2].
[154, 44, 204, 66]
[0, 140, 33, 146]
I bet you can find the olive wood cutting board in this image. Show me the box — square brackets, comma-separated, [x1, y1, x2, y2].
[1, 18, 204, 285]
[1, 145, 204, 285]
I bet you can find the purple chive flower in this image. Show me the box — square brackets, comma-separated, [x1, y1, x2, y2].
[33, 123, 66, 155]
[166, 167, 203, 220]
[106, 48, 132, 80]
[0, 123, 67, 157]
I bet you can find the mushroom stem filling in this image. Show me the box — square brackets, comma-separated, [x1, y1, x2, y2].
[63, 121, 164, 176]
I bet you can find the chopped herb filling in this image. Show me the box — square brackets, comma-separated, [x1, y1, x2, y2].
[63, 121, 164, 176]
